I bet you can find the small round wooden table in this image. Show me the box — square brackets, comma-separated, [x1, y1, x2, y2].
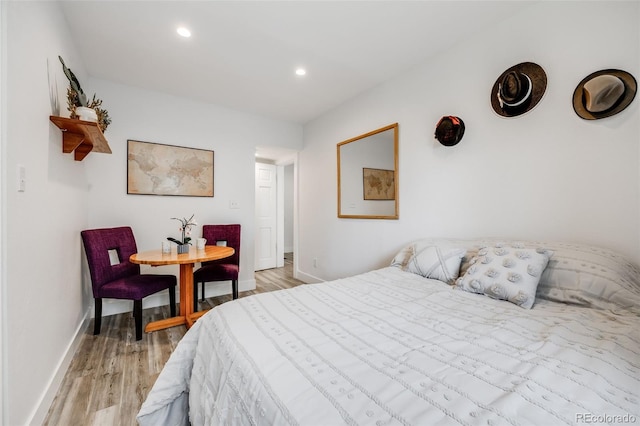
[130, 245, 235, 333]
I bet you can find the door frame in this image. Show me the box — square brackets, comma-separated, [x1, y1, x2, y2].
[276, 164, 284, 268]
[276, 152, 298, 278]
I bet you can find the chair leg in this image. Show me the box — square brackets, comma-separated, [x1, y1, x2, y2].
[169, 285, 176, 317]
[201, 282, 206, 302]
[134, 299, 143, 341]
[94, 298, 102, 335]
[193, 282, 200, 313]
[232, 280, 238, 300]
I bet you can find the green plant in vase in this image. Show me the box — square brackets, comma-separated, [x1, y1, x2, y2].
[168, 214, 197, 254]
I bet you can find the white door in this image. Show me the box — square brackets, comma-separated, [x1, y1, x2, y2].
[255, 163, 277, 270]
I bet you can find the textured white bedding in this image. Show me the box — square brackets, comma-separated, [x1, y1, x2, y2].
[138, 266, 640, 426]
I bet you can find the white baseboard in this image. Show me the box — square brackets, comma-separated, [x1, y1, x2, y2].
[29, 309, 91, 425]
[295, 269, 324, 284]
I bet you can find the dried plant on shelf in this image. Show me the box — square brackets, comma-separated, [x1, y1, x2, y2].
[87, 95, 112, 132]
[66, 87, 79, 119]
[59, 56, 112, 132]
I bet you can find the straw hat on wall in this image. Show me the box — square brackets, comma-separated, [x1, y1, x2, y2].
[572, 69, 637, 120]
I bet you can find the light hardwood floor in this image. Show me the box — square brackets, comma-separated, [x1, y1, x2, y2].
[44, 253, 303, 426]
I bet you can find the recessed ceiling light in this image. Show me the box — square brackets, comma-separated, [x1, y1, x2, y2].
[177, 27, 191, 38]
[295, 68, 306, 76]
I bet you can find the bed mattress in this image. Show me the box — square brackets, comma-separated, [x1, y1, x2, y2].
[138, 266, 639, 425]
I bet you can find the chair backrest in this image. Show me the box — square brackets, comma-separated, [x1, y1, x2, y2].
[202, 224, 241, 266]
[81, 226, 141, 295]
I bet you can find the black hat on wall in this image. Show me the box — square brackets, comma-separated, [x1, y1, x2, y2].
[572, 69, 637, 120]
[491, 62, 547, 117]
[434, 116, 465, 146]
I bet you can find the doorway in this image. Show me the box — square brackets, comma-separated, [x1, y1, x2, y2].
[254, 162, 278, 270]
[254, 148, 297, 274]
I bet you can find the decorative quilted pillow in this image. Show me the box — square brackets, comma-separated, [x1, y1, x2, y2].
[455, 243, 554, 309]
[404, 245, 466, 284]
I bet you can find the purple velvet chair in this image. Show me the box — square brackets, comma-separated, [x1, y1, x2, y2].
[193, 224, 241, 310]
[81, 226, 176, 340]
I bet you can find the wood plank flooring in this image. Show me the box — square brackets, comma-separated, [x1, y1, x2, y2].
[44, 253, 303, 426]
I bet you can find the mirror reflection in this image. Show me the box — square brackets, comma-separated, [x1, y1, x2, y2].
[337, 123, 398, 219]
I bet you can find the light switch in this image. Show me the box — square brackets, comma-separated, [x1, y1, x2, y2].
[229, 200, 240, 209]
[17, 165, 26, 192]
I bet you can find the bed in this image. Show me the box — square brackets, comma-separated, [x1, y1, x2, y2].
[137, 238, 640, 426]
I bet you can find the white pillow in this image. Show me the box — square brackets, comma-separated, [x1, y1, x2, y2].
[392, 238, 640, 313]
[403, 244, 466, 284]
[455, 243, 553, 309]
[391, 238, 470, 269]
[535, 242, 640, 314]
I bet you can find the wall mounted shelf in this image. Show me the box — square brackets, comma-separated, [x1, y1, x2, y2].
[49, 115, 112, 161]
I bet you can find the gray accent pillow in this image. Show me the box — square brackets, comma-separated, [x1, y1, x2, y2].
[455, 243, 553, 309]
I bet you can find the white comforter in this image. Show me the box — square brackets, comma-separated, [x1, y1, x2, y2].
[138, 267, 640, 426]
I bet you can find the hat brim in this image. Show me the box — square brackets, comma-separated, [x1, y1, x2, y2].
[572, 69, 637, 120]
[491, 62, 547, 118]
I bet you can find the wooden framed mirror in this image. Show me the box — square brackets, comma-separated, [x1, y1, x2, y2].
[337, 123, 399, 219]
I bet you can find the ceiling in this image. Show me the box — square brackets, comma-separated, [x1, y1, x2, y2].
[60, 1, 535, 128]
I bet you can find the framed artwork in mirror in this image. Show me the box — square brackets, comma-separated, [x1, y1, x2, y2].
[363, 168, 395, 200]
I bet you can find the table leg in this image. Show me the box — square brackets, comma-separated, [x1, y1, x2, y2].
[179, 263, 194, 316]
[144, 262, 196, 333]
[189, 310, 208, 322]
[144, 316, 186, 332]
[180, 263, 195, 329]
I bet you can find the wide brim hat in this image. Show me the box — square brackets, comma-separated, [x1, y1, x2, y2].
[491, 62, 547, 117]
[434, 116, 465, 146]
[572, 69, 637, 120]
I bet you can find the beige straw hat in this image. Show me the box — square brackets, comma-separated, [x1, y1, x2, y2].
[572, 69, 637, 120]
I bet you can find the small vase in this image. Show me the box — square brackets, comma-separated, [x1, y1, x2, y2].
[76, 106, 98, 122]
[177, 244, 190, 254]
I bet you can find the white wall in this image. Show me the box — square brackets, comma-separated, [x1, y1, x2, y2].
[84, 78, 302, 315]
[299, 1, 640, 281]
[0, 2, 6, 424]
[4, 2, 91, 424]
